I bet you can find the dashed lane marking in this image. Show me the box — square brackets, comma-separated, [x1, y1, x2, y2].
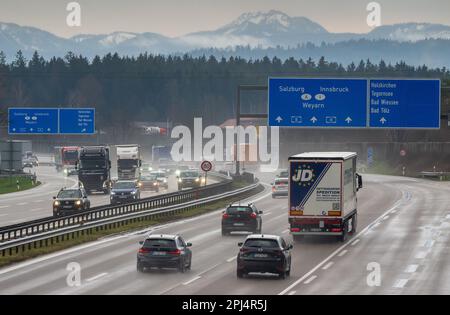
[304, 275, 317, 285]
[183, 276, 202, 285]
[393, 279, 408, 289]
[322, 262, 334, 270]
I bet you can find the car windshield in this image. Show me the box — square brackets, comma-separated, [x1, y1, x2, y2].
[80, 159, 106, 169]
[113, 181, 135, 189]
[180, 171, 199, 178]
[143, 239, 177, 250]
[226, 206, 252, 215]
[141, 175, 157, 181]
[151, 171, 166, 177]
[57, 190, 81, 199]
[244, 239, 279, 248]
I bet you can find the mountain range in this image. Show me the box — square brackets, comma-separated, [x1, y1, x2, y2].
[1, 10, 450, 67]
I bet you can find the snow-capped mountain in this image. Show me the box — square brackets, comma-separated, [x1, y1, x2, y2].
[1, 11, 450, 63]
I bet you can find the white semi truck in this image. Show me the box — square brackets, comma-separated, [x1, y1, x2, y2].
[116, 145, 142, 180]
[288, 152, 363, 242]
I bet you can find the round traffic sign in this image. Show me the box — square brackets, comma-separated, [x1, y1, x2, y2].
[201, 160, 213, 172]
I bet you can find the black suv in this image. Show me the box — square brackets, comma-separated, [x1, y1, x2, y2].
[237, 235, 292, 279]
[53, 187, 90, 216]
[222, 204, 263, 236]
[137, 234, 193, 273]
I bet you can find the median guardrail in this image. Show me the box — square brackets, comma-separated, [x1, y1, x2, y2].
[0, 173, 262, 257]
[419, 171, 450, 181]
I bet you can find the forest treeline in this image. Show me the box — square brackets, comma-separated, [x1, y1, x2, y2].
[0, 50, 448, 128]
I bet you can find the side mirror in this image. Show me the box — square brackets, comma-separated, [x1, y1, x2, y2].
[287, 244, 293, 250]
[238, 242, 243, 247]
[53, 196, 56, 200]
[356, 174, 363, 191]
[186, 242, 192, 247]
[270, 182, 274, 186]
[258, 211, 263, 215]
[139, 241, 144, 245]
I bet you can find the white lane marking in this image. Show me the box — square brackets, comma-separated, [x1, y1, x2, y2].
[322, 262, 334, 270]
[17, 202, 28, 206]
[304, 275, 317, 284]
[351, 239, 360, 246]
[35, 200, 44, 203]
[423, 240, 435, 249]
[338, 250, 348, 257]
[415, 252, 428, 259]
[30, 208, 43, 213]
[85, 272, 108, 283]
[226, 256, 237, 263]
[372, 222, 381, 228]
[0, 205, 10, 209]
[183, 276, 202, 285]
[279, 197, 404, 295]
[282, 229, 289, 234]
[383, 215, 390, 220]
[391, 210, 397, 214]
[446, 214, 450, 220]
[263, 212, 272, 216]
[405, 265, 419, 273]
[288, 291, 296, 295]
[393, 279, 408, 288]
[0, 188, 273, 276]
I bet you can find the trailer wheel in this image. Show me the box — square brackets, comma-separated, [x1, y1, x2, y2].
[350, 214, 357, 235]
[339, 221, 348, 242]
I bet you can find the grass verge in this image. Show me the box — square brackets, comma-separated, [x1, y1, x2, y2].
[0, 176, 41, 195]
[0, 183, 264, 268]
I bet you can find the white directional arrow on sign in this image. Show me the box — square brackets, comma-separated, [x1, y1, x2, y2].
[275, 116, 283, 123]
[380, 117, 387, 125]
[345, 117, 353, 124]
[310, 116, 318, 124]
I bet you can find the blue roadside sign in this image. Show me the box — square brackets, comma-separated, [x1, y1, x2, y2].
[268, 78, 441, 129]
[8, 108, 95, 135]
[269, 78, 368, 128]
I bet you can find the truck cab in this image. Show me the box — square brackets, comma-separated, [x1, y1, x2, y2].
[116, 145, 141, 180]
[77, 146, 111, 195]
[288, 152, 363, 242]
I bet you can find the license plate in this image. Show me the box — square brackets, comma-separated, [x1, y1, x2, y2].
[63, 206, 73, 209]
[310, 228, 322, 232]
[119, 196, 128, 199]
[233, 223, 245, 226]
[254, 253, 268, 258]
[153, 252, 166, 256]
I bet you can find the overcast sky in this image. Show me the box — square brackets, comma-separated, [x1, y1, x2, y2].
[0, 0, 449, 38]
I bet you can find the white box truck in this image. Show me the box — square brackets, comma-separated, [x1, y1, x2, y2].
[288, 152, 363, 242]
[116, 145, 141, 180]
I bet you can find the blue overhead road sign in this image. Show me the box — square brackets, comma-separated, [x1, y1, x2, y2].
[8, 108, 95, 135]
[369, 79, 440, 129]
[268, 78, 441, 129]
[59, 108, 95, 134]
[8, 108, 58, 134]
[269, 78, 368, 128]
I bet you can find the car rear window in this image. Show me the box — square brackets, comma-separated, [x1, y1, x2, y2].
[143, 239, 177, 249]
[244, 239, 279, 248]
[226, 206, 252, 215]
[275, 179, 288, 185]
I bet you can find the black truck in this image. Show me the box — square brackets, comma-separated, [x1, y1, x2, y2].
[77, 146, 111, 194]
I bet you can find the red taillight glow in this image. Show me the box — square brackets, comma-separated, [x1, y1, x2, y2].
[169, 249, 181, 256]
[138, 248, 150, 254]
[250, 213, 257, 219]
[272, 186, 276, 192]
[222, 213, 229, 219]
[291, 228, 301, 232]
[331, 228, 342, 233]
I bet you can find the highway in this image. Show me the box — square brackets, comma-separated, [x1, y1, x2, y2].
[0, 163, 203, 227]
[1, 173, 449, 295]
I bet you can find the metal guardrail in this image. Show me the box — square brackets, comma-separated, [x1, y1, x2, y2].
[419, 171, 450, 180]
[0, 173, 261, 257]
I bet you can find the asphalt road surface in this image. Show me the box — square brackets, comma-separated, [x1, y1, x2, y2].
[0, 174, 449, 295]
[0, 164, 211, 227]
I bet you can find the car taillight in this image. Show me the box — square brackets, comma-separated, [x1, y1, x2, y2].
[138, 248, 150, 254]
[250, 213, 257, 219]
[331, 228, 342, 233]
[169, 249, 181, 256]
[291, 228, 301, 232]
[272, 186, 276, 192]
[222, 213, 229, 219]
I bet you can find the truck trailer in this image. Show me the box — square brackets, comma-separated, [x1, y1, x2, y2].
[116, 145, 141, 180]
[288, 152, 363, 242]
[54, 146, 79, 175]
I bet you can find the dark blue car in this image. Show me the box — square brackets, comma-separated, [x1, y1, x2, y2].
[110, 180, 141, 205]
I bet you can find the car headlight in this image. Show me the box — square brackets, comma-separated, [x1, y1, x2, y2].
[153, 182, 158, 186]
[195, 178, 200, 182]
[138, 182, 143, 187]
[54, 201, 60, 206]
[178, 179, 182, 183]
[131, 191, 136, 195]
[163, 178, 167, 183]
[63, 169, 68, 174]
[201, 178, 206, 183]
[110, 191, 116, 195]
[175, 170, 181, 176]
[75, 200, 82, 206]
